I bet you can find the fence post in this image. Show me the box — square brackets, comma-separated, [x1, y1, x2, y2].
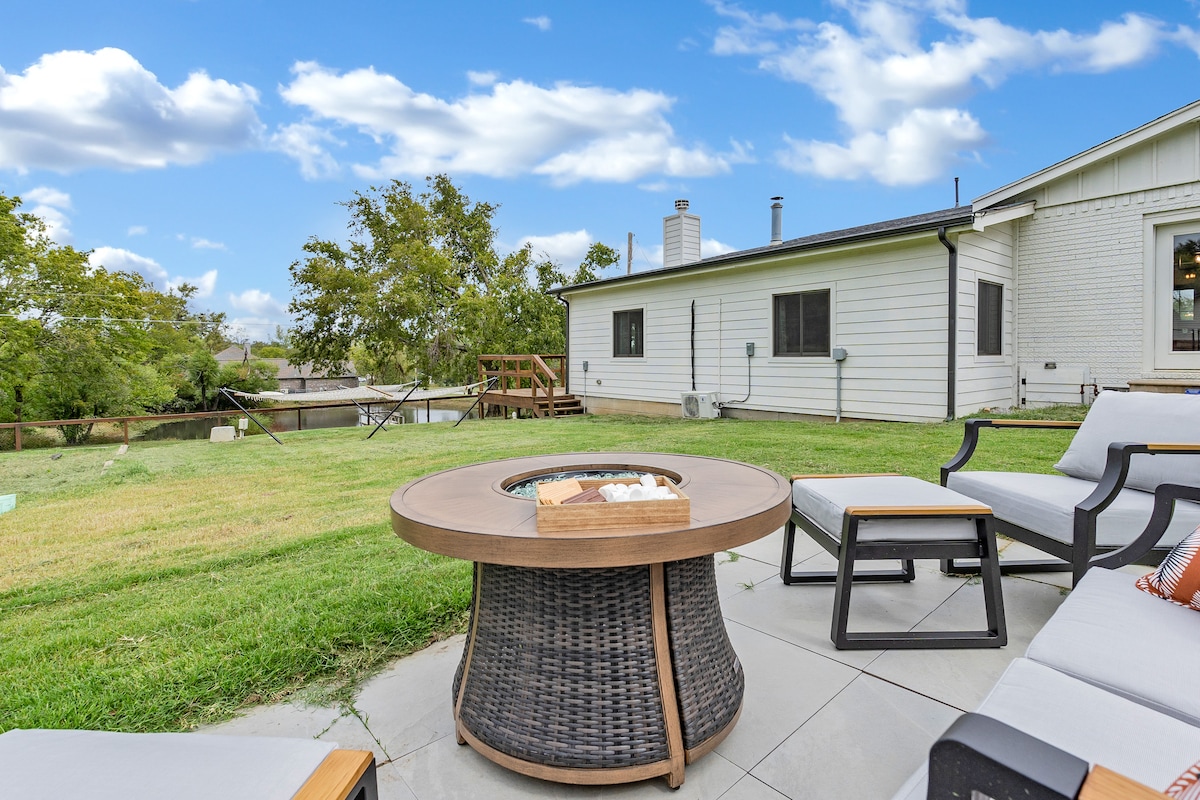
[14, 424, 21, 452]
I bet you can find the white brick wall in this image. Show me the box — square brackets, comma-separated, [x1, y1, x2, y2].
[1014, 183, 1200, 387]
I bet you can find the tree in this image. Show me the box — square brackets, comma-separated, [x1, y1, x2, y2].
[0, 192, 230, 442]
[289, 176, 618, 386]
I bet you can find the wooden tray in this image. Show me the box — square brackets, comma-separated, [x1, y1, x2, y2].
[536, 476, 690, 532]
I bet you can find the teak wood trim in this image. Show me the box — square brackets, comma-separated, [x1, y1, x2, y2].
[1078, 765, 1170, 800]
[291, 749, 374, 800]
[1146, 443, 1200, 451]
[791, 473, 901, 480]
[843, 505, 993, 517]
[456, 726, 675, 786]
[989, 419, 1082, 428]
[650, 562, 687, 788]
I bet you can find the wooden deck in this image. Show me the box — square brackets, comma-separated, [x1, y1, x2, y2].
[479, 387, 584, 417]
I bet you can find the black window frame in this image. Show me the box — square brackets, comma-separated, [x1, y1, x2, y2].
[977, 280, 1003, 356]
[772, 289, 831, 357]
[613, 308, 644, 357]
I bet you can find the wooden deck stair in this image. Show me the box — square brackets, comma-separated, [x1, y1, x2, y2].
[477, 355, 585, 419]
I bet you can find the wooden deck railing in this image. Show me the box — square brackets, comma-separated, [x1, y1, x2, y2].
[477, 354, 566, 416]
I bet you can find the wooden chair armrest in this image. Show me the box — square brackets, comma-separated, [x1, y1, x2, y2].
[293, 749, 377, 800]
[1079, 765, 1170, 800]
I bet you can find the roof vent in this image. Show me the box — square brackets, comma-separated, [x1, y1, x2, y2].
[675, 199, 690, 212]
[770, 197, 783, 245]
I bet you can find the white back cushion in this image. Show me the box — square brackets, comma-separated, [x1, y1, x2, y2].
[1053, 391, 1200, 491]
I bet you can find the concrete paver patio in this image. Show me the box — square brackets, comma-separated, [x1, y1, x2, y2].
[205, 529, 1132, 799]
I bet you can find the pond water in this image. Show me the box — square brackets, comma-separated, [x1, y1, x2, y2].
[137, 404, 475, 441]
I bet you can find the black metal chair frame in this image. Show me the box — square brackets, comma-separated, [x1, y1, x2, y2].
[941, 419, 1200, 586]
[781, 502, 1007, 650]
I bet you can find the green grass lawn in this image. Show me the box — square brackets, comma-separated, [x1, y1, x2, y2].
[0, 410, 1083, 733]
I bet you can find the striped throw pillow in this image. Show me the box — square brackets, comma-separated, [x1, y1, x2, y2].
[1166, 758, 1200, 799]
[1136, 525, 1200, 611]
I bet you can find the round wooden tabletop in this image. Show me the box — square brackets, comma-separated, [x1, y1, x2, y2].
[389, 452, 792, 568]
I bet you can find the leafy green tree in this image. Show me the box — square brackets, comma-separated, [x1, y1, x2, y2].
[289, 177, 618, 385]
[0, 192, 232, 442]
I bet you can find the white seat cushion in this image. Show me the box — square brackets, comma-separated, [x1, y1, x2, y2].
[889, 658, 1200, 800]
[0, 729, 338, 800]
[792, 476, 986, 543]
[946, 470, 1200, 548]
[1026, 567, 1200, 727]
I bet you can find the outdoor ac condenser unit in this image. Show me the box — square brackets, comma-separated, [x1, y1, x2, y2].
[680, 391, 720, 419]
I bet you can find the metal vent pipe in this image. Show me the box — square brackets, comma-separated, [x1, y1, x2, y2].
[770, 197, 784, 245]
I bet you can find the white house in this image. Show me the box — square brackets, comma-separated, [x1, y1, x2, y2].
[553, 100, 1200, 423]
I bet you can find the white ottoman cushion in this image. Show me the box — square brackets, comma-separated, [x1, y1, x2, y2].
[793, 476, 987, 543]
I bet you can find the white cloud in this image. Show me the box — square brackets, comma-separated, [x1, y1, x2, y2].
[0, 47, 262, 172]
[524, 16, 552, 31]
[277, 62, 736, 185]
[268, 121, 341, 180]
[711, 1, 1172, 184]
[518, 230, 593, 264]
[701, 238, 737, 258]
[22, 185, 72, 242]
[780, 107, 986, 185]
[127, 225, 147, 236]
[467, 70, 499, 87]
[191, 237, 226, 250]
[229, 288, 287, 318]
[88, 246, 217, 297]
[166, 269, 217, 298]
[89, 246, 168, 282]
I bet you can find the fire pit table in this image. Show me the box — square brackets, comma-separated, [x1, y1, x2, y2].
[388, 452, 790, 788]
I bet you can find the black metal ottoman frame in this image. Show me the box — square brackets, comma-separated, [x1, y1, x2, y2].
[781, 504, 1007, 650]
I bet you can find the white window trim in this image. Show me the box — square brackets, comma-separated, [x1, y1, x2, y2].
[1144, 211, 1200, 370]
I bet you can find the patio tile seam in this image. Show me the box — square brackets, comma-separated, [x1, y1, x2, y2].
[343, 702, 396, 764]
[718, 612, 884, 671]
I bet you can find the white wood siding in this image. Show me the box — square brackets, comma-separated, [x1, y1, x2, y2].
[563, 235, 958, 422]
[956, 224, 1017, 413]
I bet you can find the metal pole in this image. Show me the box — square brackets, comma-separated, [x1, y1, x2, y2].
[454, 377, 497, 428]
[366, 380, 421, 439]
[218, 388, 282, 444]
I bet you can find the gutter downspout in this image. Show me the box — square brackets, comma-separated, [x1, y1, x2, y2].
[555, 294, 570, 393]
[938, 227, 957, 421]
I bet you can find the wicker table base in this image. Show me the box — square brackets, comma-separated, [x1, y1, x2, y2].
[451, 555, 743, 787]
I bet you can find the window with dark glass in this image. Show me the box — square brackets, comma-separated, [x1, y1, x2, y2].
[773, 290, 830, 357]
[1172, 233, 1200, 352]
[613, 309, 644, 357]
[977, 280, 1003, 356]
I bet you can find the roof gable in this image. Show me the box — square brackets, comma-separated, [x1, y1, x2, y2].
[973, 98, 1200, 211]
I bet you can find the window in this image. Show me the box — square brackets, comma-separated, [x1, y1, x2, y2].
[773, 290, 830, 357]
[1150, 217, 1200, 369]
[977, 280, 1003, 356]
[1171, 232, 1200, 352]
[613, 309, 643, 357]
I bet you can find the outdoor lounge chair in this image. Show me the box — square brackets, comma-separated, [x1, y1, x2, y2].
[0, 729, 378, 800]
[941, 390, 1200, 585]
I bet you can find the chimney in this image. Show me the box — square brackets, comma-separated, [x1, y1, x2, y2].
[663, 199, 701, 268]
[770, 197, 784, 245]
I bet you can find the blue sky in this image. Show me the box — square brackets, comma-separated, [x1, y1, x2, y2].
[3, 1, 1199, 339]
